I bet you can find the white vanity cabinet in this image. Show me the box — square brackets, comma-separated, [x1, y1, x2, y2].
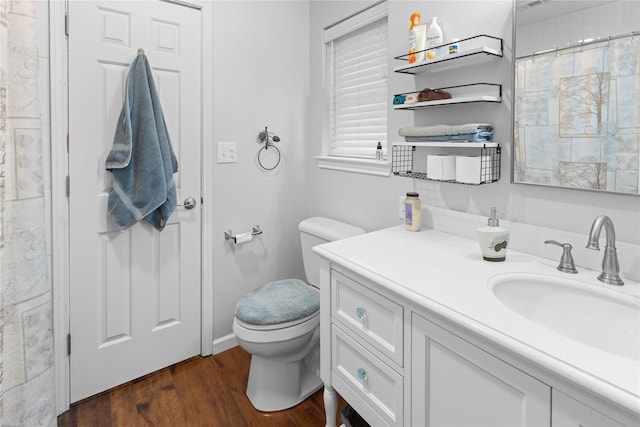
[315, 227, 640, 427]
[552, 391, 628, 427]
[329, 270, 404, 426]
[411, 313, 550, 426]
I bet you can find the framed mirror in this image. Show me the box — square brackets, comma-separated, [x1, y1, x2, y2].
[513, 0, 639, 194]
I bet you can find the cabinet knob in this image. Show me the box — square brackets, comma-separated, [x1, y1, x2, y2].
[357, 368, 367, 381]
[356, 307, 367, 320]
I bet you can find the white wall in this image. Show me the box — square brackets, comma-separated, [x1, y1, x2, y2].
[40, 0, 639, 358]
[308, 1, 640, 245]
[211, 1, 311, 342]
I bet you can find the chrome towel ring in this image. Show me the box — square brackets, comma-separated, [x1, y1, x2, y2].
[257, 126, 281, 170]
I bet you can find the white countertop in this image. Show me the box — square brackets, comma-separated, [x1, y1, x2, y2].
[314, 225, 640, 416]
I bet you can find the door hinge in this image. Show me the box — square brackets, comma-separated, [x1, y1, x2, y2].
[66, 176, 70, 197]
[67, 334, 71, 356]
[65, 13, 69, 36]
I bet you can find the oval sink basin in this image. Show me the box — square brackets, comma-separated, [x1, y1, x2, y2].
[488, 273, 640, 360]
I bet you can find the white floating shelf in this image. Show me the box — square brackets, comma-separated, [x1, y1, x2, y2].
[394, 46, 502, 74]
[393, 141, 500, 148]
[393, 94, 501, 110]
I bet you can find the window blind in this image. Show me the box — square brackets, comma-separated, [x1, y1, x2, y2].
[325, 5, 388, 159]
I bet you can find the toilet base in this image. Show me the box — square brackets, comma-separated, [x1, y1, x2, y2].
[245, 344, 323, 412]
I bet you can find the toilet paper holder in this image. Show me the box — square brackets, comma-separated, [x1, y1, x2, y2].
[225, 225, 263, 243]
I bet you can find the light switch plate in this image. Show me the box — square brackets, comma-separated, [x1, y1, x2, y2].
[217, 141, 237, 163]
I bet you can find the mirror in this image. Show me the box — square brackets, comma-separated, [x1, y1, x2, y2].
[513, 0, 639, 194]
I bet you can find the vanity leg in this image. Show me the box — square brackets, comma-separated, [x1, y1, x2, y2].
[323, 385, 339, 427]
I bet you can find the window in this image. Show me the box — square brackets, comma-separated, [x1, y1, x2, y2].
[319, 1, 389, 175]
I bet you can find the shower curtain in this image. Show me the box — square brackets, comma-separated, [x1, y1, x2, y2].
[514, 35, 640, 193]
[0, 0, 56, 425]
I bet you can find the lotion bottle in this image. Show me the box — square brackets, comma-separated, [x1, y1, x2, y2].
[476, 207, 510, 261]
[404, 192, 422, 231]
[426, 16, 444, 59]
[408, 13, 426, 63]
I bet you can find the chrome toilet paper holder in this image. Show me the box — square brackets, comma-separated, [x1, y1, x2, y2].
[224, 225, 263, 243]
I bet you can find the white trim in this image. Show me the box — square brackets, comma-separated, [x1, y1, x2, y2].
[315, 156, 391, 176]
[212, 333, 239, 355]
[323, 1, 387, 42]
[160, 0, 203, 10]
[200, 0, 214, 357]
[50, 0, 70, 415]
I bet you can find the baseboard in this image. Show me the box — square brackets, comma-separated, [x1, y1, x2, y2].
[212, 333, 239, 355]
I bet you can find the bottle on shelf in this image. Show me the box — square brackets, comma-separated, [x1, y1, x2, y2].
[426, 17, 444, 59]
[408, 13, 426, 63]
[448, 38, 460, 55]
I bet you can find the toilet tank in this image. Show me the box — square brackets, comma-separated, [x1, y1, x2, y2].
[298, 217, 366, 288]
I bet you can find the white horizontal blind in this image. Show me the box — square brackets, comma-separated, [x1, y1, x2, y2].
[326, 5, 388, 159]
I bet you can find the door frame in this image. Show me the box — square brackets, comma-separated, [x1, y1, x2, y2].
[49, 0, 214, 414]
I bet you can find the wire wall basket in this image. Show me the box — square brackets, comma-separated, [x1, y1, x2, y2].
[392, 144, 501, 185]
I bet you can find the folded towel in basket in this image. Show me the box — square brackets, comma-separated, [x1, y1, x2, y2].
[105, 51, 178, 231]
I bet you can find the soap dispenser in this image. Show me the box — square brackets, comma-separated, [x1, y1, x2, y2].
[476, 207, 510, 262]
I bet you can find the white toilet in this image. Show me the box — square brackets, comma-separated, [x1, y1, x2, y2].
[232, 217, 365, 412]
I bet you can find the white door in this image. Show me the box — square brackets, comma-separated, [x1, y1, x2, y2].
[68, 0, 202, 402]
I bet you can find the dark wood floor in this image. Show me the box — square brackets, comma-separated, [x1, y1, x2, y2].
[58, 346, 345, 427]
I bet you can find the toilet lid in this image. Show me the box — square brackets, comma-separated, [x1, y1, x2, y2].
[235, 279, 319, 326]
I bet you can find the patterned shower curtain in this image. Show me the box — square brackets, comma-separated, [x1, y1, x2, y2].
[514, 35, 640, 193]
[0, 0, 56, 425]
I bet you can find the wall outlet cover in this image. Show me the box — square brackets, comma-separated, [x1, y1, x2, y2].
[217, 141, 237, 163]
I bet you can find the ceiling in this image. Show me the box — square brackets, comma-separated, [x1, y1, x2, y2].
[516, 0, 617, 26]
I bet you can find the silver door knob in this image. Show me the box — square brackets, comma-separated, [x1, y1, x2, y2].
[179, 197, 197, 210]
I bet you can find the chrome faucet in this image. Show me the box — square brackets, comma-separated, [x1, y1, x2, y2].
[586, 215, 624, 286]
[544, 240, 578, 274]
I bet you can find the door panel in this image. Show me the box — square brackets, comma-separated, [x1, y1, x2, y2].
[68, 0, 202, 402]
[411, 313, 550, 426]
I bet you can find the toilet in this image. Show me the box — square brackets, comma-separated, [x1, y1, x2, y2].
[232, 217, 365, 411]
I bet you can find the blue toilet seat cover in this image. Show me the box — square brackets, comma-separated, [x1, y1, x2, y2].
[235, 279, 320, 326]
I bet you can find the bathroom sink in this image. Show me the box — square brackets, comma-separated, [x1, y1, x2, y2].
[488, 273, 640, 360]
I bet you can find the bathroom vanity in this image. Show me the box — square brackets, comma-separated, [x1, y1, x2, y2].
[314, 226, 640, 427]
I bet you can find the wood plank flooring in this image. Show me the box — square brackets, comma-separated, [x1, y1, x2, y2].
[58, 346, 346, 427]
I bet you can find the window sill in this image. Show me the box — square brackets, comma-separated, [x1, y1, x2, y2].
[315, 156, 391, 177]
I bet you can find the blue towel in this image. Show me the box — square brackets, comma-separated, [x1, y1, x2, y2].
[404, 132, 493, 142]
[105, 52, 178, 231]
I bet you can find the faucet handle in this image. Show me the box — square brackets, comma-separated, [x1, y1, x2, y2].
[544, 240, 578, 274]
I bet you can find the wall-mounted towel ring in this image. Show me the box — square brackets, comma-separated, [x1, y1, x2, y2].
[257, 126, 281, 170]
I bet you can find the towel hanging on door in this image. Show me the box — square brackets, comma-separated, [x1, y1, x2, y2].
[105, 50, 178, 231]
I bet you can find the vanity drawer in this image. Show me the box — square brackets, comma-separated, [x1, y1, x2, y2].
[332, 325, 403, 427]
[331, 270, 404, 366]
